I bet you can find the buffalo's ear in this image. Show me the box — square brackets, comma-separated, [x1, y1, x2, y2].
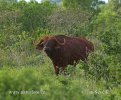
[39, 39, 44, 45]
[36, 39, 44, 50]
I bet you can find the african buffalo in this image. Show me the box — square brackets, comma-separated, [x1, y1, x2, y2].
[36, 35, 94, 75]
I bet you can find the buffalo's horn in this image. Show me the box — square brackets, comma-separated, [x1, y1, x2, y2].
[33, 39, 38, 45]
[54, 37, 66, 45]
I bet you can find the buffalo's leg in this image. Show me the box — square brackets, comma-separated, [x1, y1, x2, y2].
[84, 57, 88, 64]
[83, 58, 89, 78]
[60, 67, 67, 75]
[54, 65, 59, 75]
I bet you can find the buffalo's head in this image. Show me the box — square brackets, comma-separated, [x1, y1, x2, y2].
[36, 36, 65, 57]
[36, 36, 49, 50]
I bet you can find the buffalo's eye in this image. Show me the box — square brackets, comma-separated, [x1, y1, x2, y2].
[40, 42, 44, 46]
[44, 47, 51, 52]
[44, 40, 56, 50]
[36, 42, 44, 50]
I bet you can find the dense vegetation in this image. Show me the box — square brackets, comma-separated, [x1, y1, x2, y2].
[0, 0, 121, 99]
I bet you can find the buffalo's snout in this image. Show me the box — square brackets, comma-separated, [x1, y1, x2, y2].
[43, 47, 51, 52]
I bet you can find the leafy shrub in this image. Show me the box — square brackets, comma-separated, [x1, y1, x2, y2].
[0, 67, 106, 100]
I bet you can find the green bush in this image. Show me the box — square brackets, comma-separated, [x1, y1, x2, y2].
[0, 66, 121, 100]
[0, 67, 110, 100]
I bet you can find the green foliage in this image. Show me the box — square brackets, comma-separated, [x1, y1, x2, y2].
[0, 66, 121, 100]
[47, 8, 91, 36]
[92, 1, 121, 55]
[62, 0, 105, 11]
[87, 51, 121, 83]
[19, 1, 57, 32]
[0, 1, 55, 67]
[0, 0, 121, 99]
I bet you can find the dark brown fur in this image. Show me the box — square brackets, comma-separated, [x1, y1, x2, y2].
[36, 35, 94, 75]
